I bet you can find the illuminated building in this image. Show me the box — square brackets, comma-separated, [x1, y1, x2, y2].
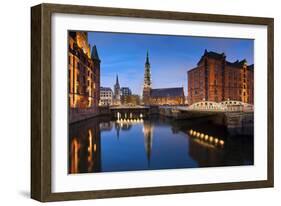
[68, 31, 100, 109]
[121, 94, 140, 106]
[188, 50, 254, 105]
[149, 87, 185, 105]
[99, 87, 113, 106]
[142, 51, 185, 105]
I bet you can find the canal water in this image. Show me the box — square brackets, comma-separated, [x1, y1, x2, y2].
[69, 115, 253, 174]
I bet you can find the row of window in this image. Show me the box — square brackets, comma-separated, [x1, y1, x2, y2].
[100, 94, 112, 97]
[69, 54, 98, 74]
[70, 89, 98, 97]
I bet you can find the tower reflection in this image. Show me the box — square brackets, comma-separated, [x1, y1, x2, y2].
[142, 120, 153, 166]
[69, 116, 253, 174]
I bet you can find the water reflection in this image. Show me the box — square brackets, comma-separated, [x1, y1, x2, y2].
[143, 120, 153, 166]
[69, 116, 253, 173]
[69, 118, 102, 173]
[70, 138, 80, 173]
[189, 129, 224, 148]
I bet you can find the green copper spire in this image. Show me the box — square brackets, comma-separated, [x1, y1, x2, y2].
[91, 45, 100, 61]
[145, 50, 150, 65]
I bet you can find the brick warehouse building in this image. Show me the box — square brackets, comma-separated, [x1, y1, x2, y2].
[188, 50, 254, 105]
[68, 31, 100, 109]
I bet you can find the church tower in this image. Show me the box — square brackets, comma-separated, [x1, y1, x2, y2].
[114, 75, 121, 105]
[142, 51, 152, 105]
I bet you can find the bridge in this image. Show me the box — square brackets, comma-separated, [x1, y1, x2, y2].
[109, 105, 150, 120]
[185, 100, 253, 112]
[158, 100, 254, 135]
[158, 100, 253, 119]
[106, 101, 254, 135]
[108, 100, 253, 119]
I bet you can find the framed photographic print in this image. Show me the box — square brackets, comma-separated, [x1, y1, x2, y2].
[31, 3, 274, 202]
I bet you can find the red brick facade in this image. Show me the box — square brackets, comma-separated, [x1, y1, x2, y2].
[188, 50, 254, 105]
[68, 32, 100, 109]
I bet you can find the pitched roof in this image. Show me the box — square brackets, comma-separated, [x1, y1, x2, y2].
[100, 87, 113, 92]
[151, 87, 184, 98]
[91, 45, 100, 61]
[248, 64, 254, 70]
[197, 49, 225, 65]
[226, 59, 247, 68]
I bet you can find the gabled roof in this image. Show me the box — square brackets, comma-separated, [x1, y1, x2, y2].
[226, 59, 247, 68]
[91, 45, 100, 61]
[100, 87, 113, 92]
[121, 87, 131, 90]
[247, 64, 254, 70]
[151, 87, 184, 98]
[197, 49, 226, 65]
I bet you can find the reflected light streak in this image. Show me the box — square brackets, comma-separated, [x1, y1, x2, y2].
[87, 129, 94, 171]
[188, 129, 225, 148]
[70, 138, 80, 174]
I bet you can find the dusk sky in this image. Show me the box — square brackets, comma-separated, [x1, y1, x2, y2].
[88, 31, 254, 96]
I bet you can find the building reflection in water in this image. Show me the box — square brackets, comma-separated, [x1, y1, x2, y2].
[186, 129, 225, 167]
[99, 121, 113, 131]
[186, 128, 253, 167]
[70, 138, 80, 173]
[69, 116, 253, 174]
[69, 118, 102, 174]
[114, 122, 120, 139]
[113, 118, 153, 166]
[142, 120, 153, 166]
[189, 130, 224, 148]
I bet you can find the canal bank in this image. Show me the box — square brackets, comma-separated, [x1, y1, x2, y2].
[157, 107, 254, 136]
[70, 106, 254, 136]
[69, 107, 111, 124]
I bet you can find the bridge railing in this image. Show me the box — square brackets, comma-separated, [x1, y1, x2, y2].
[175, 100, 254, 112]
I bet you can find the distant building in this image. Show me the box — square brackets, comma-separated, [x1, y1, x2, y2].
[188, 50, 254, 105]
[68, 31, 100, 109]
[113, 77, 134, 105]
[142, 51, 185, 105]
[121, 87, 132, 96]
[121, 94, 141, 106]
[99, 87, 113, 106]
[113, 75, 121, 105]
[149, 87, 185, 105]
